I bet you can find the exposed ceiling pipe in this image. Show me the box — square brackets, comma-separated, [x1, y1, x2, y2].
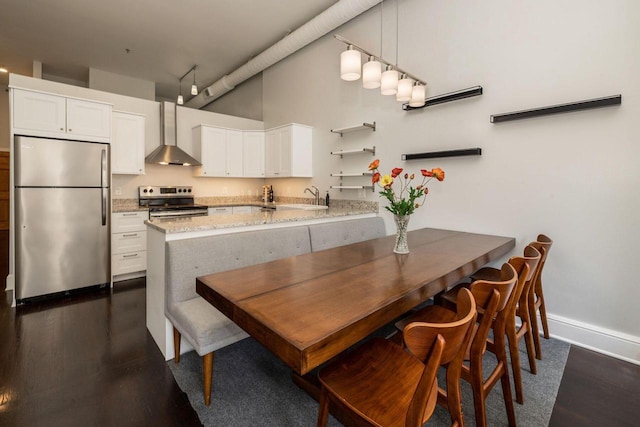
[186, 0, 382, 109]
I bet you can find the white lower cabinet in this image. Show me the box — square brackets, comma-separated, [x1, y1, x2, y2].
[208, 206, 232, 215]
[112, 211, 147, 280]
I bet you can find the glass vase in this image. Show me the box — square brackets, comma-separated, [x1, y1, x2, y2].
[393, 215, 410, 254]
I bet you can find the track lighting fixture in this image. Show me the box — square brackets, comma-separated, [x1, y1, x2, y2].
[177, 65, 198, 104]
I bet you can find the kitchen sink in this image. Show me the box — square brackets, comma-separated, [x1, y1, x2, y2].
[276, 204, 328, 211]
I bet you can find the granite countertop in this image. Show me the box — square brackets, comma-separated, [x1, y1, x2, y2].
[145, 207, 376, 234]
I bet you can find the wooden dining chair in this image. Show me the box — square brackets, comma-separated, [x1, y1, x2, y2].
[399, 263, 519, 427]
[317, 288, 476, 427]
[529, 234, 553, 359]
[469, 245, 541, 404]
[392, 288, 478, 427]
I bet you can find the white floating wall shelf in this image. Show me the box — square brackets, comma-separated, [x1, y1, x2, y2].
[330, 122, 376, 136]
[330, 185, 375, 192]
[330, 147, 376, 157]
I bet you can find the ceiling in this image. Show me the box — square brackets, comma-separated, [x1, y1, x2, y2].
[0, 0, 337, 102]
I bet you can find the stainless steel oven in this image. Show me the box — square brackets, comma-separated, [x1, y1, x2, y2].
[139, 186, 208, 219]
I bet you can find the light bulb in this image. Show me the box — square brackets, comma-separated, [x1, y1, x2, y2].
[396, 75, 414, 102]
[362, 56, 381, 89]
[340, 46, 361, 81]
[409, 83, 426, 107]
[381, 66, 398, 95]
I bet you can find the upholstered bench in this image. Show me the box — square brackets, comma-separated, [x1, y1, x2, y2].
[165, 225, 312, 405]
[164, 216, 386, 405]
[308, 216, 386, 251]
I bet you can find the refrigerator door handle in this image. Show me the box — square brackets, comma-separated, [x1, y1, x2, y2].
[102, 188, 107, 226]
[101, 148, 107, 187]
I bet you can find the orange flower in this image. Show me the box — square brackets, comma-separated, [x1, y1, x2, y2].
[432, 168, 445, 181]
[369, 159, 444, 216]
[391, 167, 403, 178]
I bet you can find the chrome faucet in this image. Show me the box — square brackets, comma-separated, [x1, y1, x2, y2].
[304, 186, 320, 205]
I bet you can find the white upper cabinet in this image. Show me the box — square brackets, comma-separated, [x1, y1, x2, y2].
[112, 111, 145, 175]
[12, 89, 111, 143]
[243, 131, 265, 178]
[265, 124, 312, 178]
[192, 125, 243, 177]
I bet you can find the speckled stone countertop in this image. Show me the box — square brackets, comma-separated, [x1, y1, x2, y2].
[112, 199, 147, 213]
[145, 207, 377, 234]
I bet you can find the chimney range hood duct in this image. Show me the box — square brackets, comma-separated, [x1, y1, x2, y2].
[145, 101, 201, 166]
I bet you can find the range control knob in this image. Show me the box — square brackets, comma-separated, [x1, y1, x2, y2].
[149, 189, 154, 193]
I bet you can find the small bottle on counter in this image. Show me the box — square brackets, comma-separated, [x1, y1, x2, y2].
[325, 191, 330, 207]
[268, 185, 274, 203]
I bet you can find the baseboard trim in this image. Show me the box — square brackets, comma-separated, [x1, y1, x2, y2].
[546, 313, 640, 365]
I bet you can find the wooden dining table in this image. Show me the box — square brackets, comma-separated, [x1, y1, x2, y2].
[196, 227, 515, 377]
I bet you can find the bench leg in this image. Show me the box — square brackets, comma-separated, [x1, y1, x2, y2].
[173, 327, 181, 363]
[203, 352, 214, 406]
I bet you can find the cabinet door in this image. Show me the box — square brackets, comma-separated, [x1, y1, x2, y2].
[200, 126, 227, 177]
[278, 126, 292, 177]
[13, 90, 66, 136]
[225, 130, 244, 177]
[112, 112, 145, 175]
[243, 131, 265, 177]
[66, 98, 112, 140]
[265, 129, 281, 177]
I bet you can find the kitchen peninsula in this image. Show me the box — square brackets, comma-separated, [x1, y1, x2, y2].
[145, 205, 379, 359]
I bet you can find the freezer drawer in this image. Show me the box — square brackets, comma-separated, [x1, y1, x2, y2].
[15, 187, 110, 300]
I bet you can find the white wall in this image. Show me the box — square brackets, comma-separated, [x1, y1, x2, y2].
[89, 68, 155, 101]
[263, 0, 640, 362]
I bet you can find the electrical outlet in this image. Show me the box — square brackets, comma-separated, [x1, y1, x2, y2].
[114, 187, 122, 196]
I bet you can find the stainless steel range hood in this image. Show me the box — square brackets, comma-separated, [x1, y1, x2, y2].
[145, 101, 201, 166]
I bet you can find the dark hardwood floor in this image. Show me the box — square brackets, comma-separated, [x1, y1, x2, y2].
[0, 279, 201, 427]
[0, 277, 638, 426]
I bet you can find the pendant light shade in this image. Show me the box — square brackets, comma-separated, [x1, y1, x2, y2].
[177, 94, 184, 105]
[340, 45, 361, 81]
[362, 56, 381, 89]
[381, 65, 398, 95]
[409, 83, 426, 107]
[396, 74, 413, 102]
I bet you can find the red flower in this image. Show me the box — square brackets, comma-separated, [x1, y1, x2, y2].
[368, 159, 380, 171]
[421, 169, 433, 177]
[371, 172, 380, 184]
[391, 168, 403, 178]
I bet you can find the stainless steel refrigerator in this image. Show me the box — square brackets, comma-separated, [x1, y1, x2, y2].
[14, 135, 110, 302]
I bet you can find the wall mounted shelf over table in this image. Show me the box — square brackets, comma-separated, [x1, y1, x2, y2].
[490, 94, 621, 123]
[401, 148, 482, 161]
[330, 122, 376, 136]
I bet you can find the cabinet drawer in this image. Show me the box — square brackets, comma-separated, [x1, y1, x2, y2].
[232, 206, 252, 214]
[112, 251, 147, 276]
[208, 207, 232, 215]
[113, 211, 148, 233]
[112, 231, 147, 255]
